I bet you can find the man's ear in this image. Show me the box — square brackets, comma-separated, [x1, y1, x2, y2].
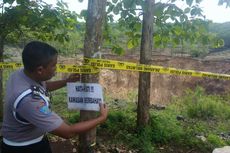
[36, 66, 44, 75]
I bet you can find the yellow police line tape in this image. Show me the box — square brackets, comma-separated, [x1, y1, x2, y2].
[0, 58, 230, 80]
[0, 62, 100, 74]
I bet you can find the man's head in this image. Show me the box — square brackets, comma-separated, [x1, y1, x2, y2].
[22, 41, 58, 81]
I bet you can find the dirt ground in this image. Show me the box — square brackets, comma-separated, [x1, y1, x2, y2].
[59, 53, 230, 105]
[50, 139, 77, 153]
[49, 137, 204, 153]
[97, 54, 230, 105]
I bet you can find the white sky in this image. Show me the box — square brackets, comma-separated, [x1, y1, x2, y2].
[174, 0, 230, 23]
[46, 0, 230, 23]
[201, 1, 230, 23]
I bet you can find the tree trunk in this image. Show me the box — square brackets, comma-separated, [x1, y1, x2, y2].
[137, 0, 154, 128]
[0, 36, 4, 121]
[78, 0, 106, 153]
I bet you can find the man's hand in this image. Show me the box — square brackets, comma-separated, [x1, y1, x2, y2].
[99, 103, 108, 123]
[66, 74, 81, 82]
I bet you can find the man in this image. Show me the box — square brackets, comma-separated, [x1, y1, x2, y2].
[1, 41, 108, 153]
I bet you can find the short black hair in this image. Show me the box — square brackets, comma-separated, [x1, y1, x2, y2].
[22, 41, 58, 72]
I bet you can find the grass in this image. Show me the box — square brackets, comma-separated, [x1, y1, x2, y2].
[98, 87, 230, 152]
[59, 86, 230, 153]
[35, 85, 228, 152]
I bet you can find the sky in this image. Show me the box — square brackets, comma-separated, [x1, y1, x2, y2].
[46, 0, 230, 23]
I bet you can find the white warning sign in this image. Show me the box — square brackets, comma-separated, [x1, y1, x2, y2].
[67, 83, 103, 111]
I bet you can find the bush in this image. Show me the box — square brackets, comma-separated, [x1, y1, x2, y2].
[184, 87, 230, 120]
[207, 134, 226, 147]
[150, 111, 185, 144]
[51, 86, 230, 152]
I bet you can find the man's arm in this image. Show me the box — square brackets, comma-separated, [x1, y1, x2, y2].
[51, 103, 108, 139]
[46, 74, 80, 91]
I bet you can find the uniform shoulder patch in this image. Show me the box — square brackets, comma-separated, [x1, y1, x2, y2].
[37, 101, 51, 115]
[39, 105, 51, 115]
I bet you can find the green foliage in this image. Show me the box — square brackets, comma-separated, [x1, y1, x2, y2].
[43, 84, 230, 152]
[103, 23, 128, 55]
[48, 23, 85, 56]
[129, 127, 156, 153]
[106, 0, 143, 52]
[79, 10, 87, 21]
[49, 85, 80, 120]
[190, 44, 209, 57]
[0, 0, 78, 45]
[99, 108, 156, 153]
[207, 134, 226, 147]
[68, 112, 80, 124]
[104, 0, 223, 56]
[212, 38, 225, 48]
[111, 45, 125, 55]
[2, 69, 12, 96]
[209, 22, 230, 48]
[50, 88, 68, 115]
[149, 111, 185, 144]
[168, 87, 230, 151]
[101, 110, 135, 134]
[98, 86, 230, 152]
[182, 87, 230, 120]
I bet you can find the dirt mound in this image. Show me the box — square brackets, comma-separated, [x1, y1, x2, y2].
[99, 55, 230, 104]
[58, 54, 230, 104]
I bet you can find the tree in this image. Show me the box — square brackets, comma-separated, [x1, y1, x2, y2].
[78, 0, 107, 152]
[105, 0, 230, 128]
[106, 0, 230, 55]
[0, 0, 77, 120]
[137, 0, 154, 128]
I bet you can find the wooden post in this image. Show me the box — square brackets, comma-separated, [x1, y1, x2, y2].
[0, 37, 4, 121]
[78, 0, 106, 152]
[137, 0, 154, 128]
